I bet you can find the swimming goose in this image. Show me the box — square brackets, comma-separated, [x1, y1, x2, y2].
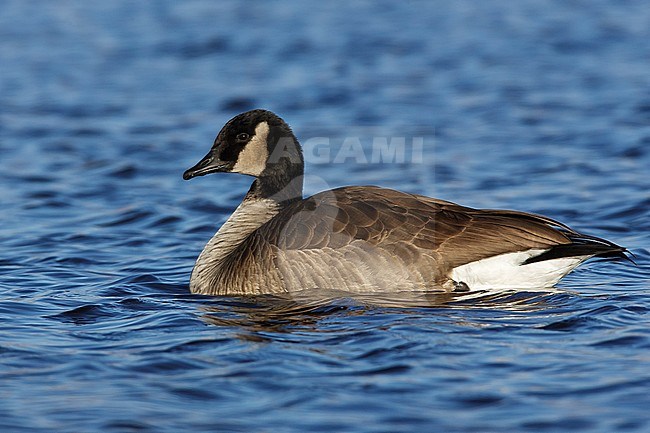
[183, 109, 627, 296]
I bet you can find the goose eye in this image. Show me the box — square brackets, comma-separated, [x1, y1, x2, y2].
[236, 133, 249, 142]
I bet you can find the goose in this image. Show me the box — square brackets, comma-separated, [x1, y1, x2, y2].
[182, 109, 627, 296]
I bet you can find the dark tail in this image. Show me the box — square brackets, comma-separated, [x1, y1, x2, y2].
[524, 232, 629, 265]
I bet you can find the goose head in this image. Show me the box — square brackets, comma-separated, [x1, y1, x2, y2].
[183, 110, 305, 204]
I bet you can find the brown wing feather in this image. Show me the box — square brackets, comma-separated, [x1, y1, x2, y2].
[255, 186, 573, 272]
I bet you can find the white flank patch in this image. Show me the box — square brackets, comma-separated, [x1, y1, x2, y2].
[232, 121, 270, 176]
[450, 249, 590, 290]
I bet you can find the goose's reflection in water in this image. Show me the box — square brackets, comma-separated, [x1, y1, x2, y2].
[198, 287, 570, 336]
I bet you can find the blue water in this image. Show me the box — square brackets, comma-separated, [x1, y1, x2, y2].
[1, 1, 649, 432]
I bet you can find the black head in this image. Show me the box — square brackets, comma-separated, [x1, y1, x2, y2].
[183, 109, 303, 180]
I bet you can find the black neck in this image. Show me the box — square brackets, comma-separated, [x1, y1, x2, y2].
[245, 173, 304, 206]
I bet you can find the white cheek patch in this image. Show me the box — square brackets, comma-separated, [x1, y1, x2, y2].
[232, 121, 270, 176]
